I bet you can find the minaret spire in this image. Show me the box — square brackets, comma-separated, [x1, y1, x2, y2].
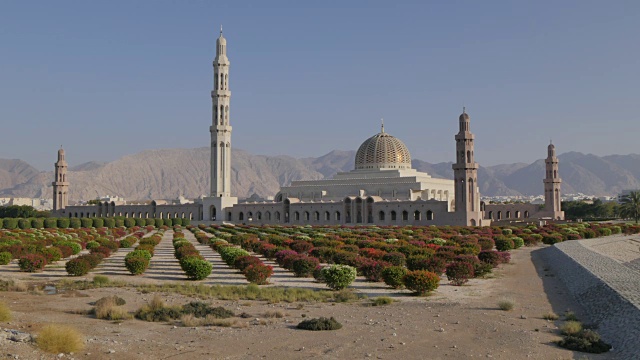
[381, 118, 385, 133]
[220, 24, 223, 35]
[452, 108, 482, 226]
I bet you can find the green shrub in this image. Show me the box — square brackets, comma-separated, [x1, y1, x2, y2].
[181, 302, 233, 318]
[93, 218, 104, 228]
[498, 299, 515, 311]
[371, 297, 395, 306]
[473, 262, 493, 277]
[0, 252, 12, 265]
[403, 270, 440, 295]
[44, 218, 58, 228]
[181, 257, 212, 280]
[163, 219, 173, 227]
[561, 320, 582, 335]
[124, 218, 135, 228]
[172, 218, 183, 226]
[69, 218, 81, 229]
[18, 218, 31, 229]
[2, 218, 18, 229]
[292, 256, 320, 277]
[321, 264, 357, 290]
[502, 228, 513, 236]
[126, 249, 152, 261]
[135, 218, 146, 227]
[65, 258, 91, 276]
[381, 266, 407, 289]
[93, 275, 110, 286]
[85, 241, 100, 250]
[145, 218, 155, 226]
[40, 247, 62, 262]
[125, 256, 150, 275]
[115, 219, 125, 227]
[103, 218, 115, 228]
[80, 218, 93, 228]
[57, 218, 70, 228]
[119, 236, 137, 248]
[182, 218, 191, 226]
[557, 329, 612, 354]
[296, 317, 342, 331]
[218, 246, 250, 266]
[31, 218, 44, 229]
[495, 238, 514, 251]
[512, 237, 524, 249]
[155, 219, 164, 228]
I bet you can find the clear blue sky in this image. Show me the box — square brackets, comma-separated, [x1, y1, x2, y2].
[1, 0, 638, 170]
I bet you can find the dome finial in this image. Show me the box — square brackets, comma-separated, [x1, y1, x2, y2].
[381, 118, 384, 133]
[220, 24, 223, 35]
[463, 106, 466, 114]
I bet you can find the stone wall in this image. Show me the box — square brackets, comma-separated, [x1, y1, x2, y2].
[546, 240, 640, 357]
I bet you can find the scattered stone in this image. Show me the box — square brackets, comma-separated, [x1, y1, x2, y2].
[107, 349, 115, 354]
[520, 315, 527, 319]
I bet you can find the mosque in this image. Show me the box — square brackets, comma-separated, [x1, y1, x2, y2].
[51, 29, 564, 226]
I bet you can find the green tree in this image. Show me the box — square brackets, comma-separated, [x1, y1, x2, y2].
[619, 191, 640, 224]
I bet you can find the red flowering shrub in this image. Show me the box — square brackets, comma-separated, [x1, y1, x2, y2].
[403, 270, 440, 295]
[39, 247, 62, 262]
[234, 255, 263, 271]
[259, 243, 278, 259]
[274, 250, 298, 267]
[57, 245, 74, 258]
[478, 251, 501, 267]
[291, 241, 313, 254]
[497, 251, 511, 264]
[292, 256, 320, 277]
[331, 250, 358, 265]
[91, 246, 112, 258]
[446, 261, 475, 286]
[359, 248, 386, 260]
[18, 254, 47, 272]
[382, 251, 406, 266]
[244, 264, 273, 285]
[359, 259, 392, 282]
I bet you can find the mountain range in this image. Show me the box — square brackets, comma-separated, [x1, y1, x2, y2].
[1, 148, 639, 202]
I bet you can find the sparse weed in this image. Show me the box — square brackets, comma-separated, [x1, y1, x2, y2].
[92, 275, 110, 286]
[565, 311, 579, 321]
[561, 321, 583, 336]
[542, 311, 559, 321]
[36, 324, 84, 353]
[370, 297, 395, 306]
[264, 310, 285, 318]
[0, 301, 12, 321]
[498, 299, 515, 311]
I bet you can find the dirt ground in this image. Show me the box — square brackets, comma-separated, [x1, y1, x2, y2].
[0, 245, 607, 360]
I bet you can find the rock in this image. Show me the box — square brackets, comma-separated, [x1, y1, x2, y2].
[108, 349, 115, 354]
[9, 332, 31, 343]
[520, 315, 527, 319]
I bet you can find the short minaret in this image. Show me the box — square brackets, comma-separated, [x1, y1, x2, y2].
[543, 142, 565, 220]
[452, 108, 482, 226]
[202, 26, 238, 222]
[210, 26, 232, 197]
[52, 147, 69, 211]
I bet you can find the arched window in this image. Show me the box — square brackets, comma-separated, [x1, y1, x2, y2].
[239, 212, 244, 221]
[515, 210, 520, 218]
[256, 212, 262, 220]
[247, 212, 253, 221]
[426, 210, 434, 221]
[488, 211, 493, 220]
[391, 211, 397, 221]
[402, 210, 409, 221]
[506, 211, 511, 219]
[335, 211, 341, 221]
[524, 211, 530, 218]
[497, 211, 502, 220]
[314, 211, 320, 221]
[265, 211, 271, 221]
[414, 210, 421, 220]
[324, 211, 330, 221]
[275, 211, 281, 221]
[379, 211, 385, 221]
[294, 211, 300, 221]
[227, 212, 232, 221]
[467, 150, 471, 163]
[303, 211, 309, 221]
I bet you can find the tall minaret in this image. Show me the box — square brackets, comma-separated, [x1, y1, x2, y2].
[543, 142, 564, 220]
[52, 147, 69, 212]
[452, 108, 482, 226]
[210, 26, 232, 197]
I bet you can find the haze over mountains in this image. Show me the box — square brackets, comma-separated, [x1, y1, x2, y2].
[1, 149, 639, 202]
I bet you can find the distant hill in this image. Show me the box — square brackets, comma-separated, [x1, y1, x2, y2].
[1, 149, 639, 201]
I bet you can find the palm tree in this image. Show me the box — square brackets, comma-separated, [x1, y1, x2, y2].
[619, 191, 640, 223]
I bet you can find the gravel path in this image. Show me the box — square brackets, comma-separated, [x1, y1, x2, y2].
[547, 236, 640, 358]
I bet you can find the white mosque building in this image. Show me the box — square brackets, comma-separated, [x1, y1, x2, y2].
[52, 29, 564, 226]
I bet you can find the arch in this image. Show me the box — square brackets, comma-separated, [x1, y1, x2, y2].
[159, 212, 164, 219]
[313, 211, 320, 221]
[426, 210, 434, 221]
[390, 210, 397, 221]
[174, 212, 178, 219]
[239, 212, 244, 221]
[470, 219, 477, 226]
[265, 211, 271, 221]
[275, 211, 281, 222]
[488, 210, 493, 220]
[402, 210, 409, 221]
[467, 150, 471, 163]
[256, 211, 262, 221]
[497, 211, 502, 220]
[125, 212, 129, 218]
[225, 105, 229, 123]
[324, 211, 330, 221]
[515, 210, 521, 218]
[379, 211, 385, 221]
[138, 212, 142, 218]
[506, 210, 511, 219]
[524, 210, 530, 218]
[303, 211, 310, 221]
[227, 212, 232, 221]
[335, 211, 341, 221]
[414, 210, 421, 221]
[294, 211, 300, 221]
[247, 212, 253, 221]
